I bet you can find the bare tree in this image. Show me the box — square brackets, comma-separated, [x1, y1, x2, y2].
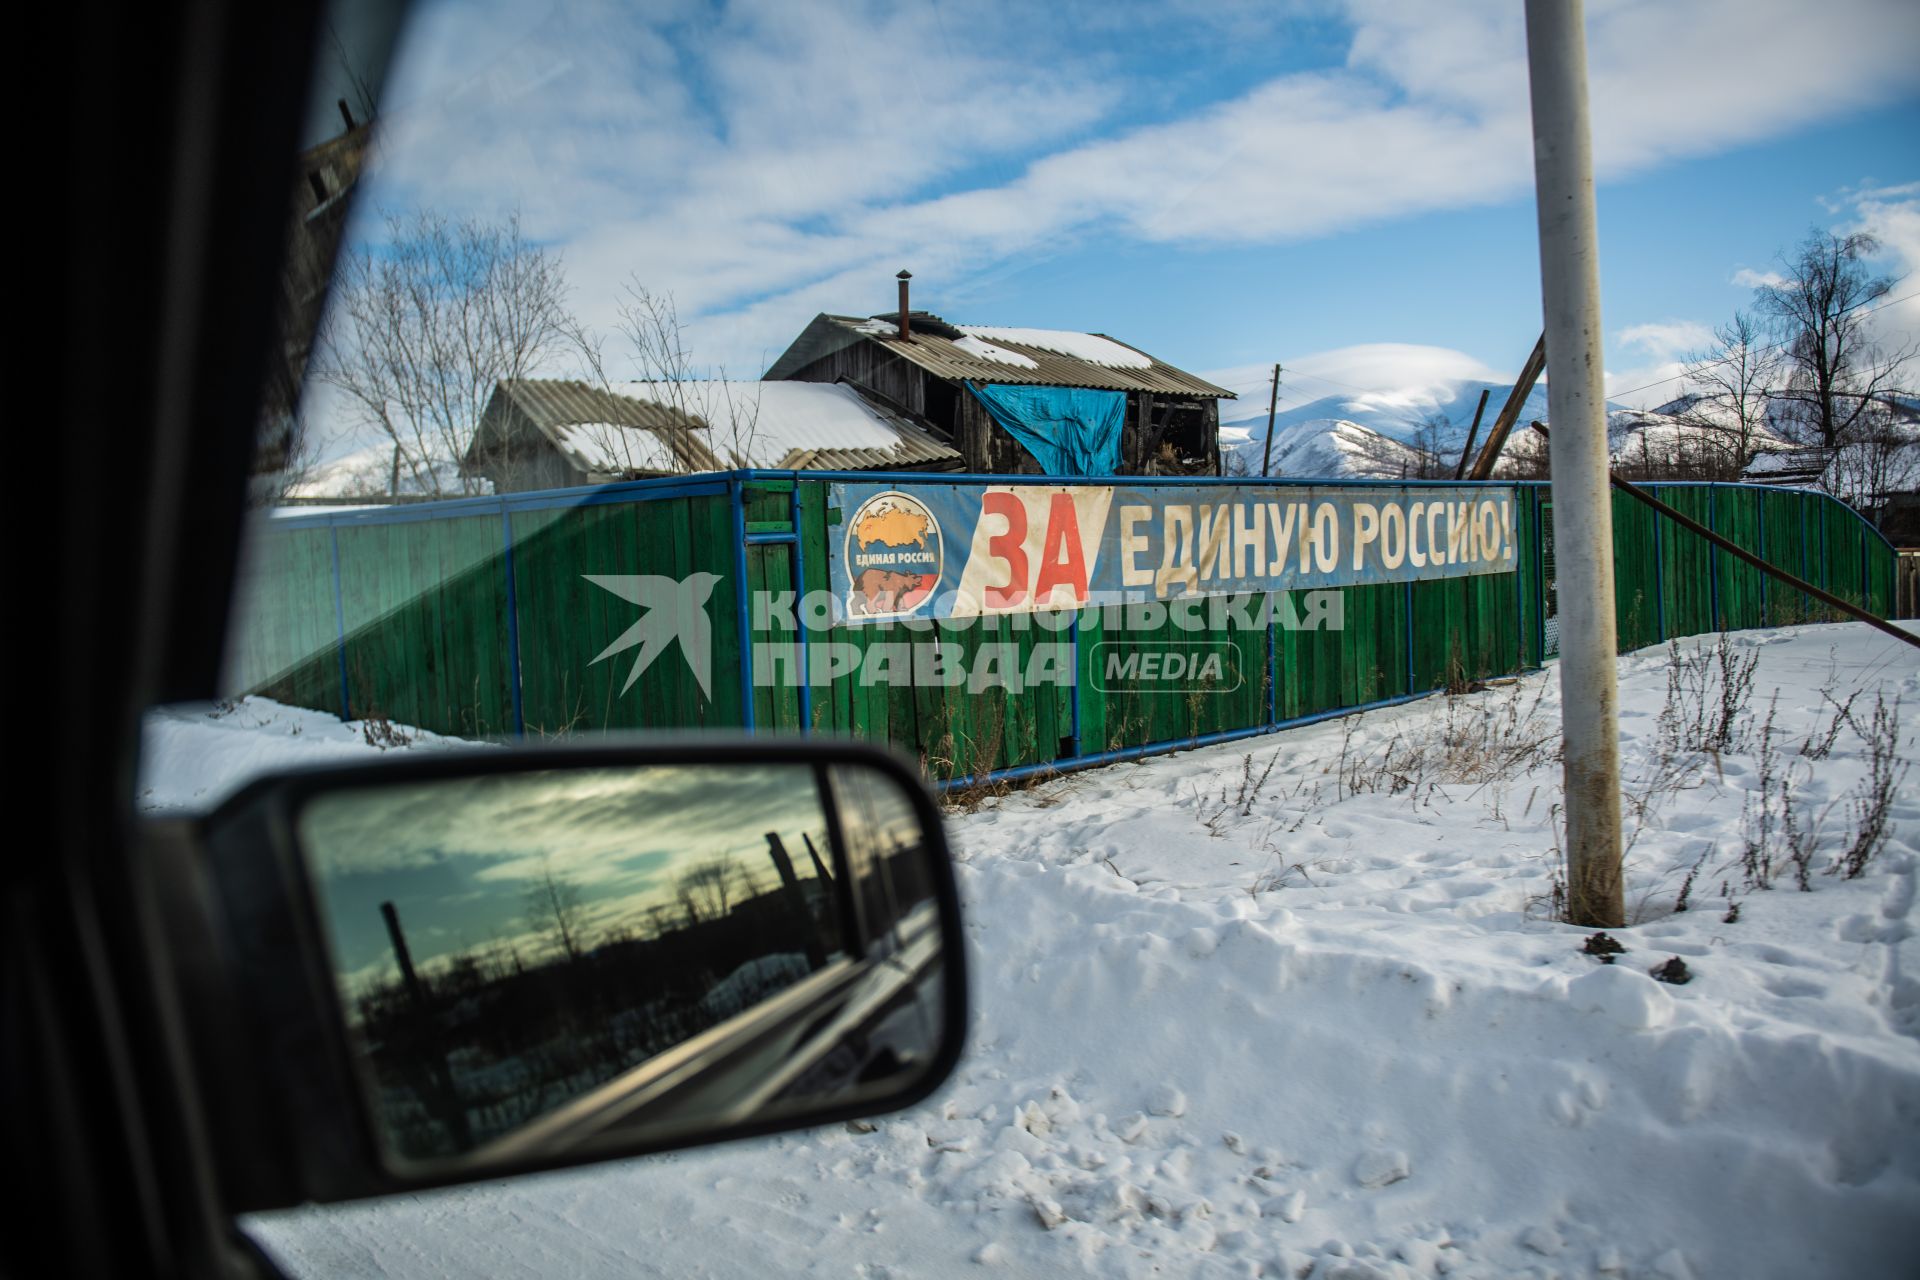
[1404, 413, 1455, 479]
[1755, 230, 1913, 457]
[674, 857, 745, 926]
[642, 903, 679, 940]
[525, 852, 586, 964]
[317, 209, 584, 497]
[574, 277, 763, 474]
[1493, 428, 1553, 480]
[248, 414, 326, 506]
[1676, 310, 1782, 477]
[1609, 410, 1740, 481]
[1825, 400, 1920, 522]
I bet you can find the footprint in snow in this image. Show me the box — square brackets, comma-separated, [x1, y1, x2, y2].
[1351, 1148, 1411, 1188]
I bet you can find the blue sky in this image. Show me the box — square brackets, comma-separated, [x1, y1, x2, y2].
[326, 0, 1920, 445]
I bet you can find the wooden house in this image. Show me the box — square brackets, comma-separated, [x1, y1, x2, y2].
[764, 277, 1234, 476]
[463, 377, 962, 493]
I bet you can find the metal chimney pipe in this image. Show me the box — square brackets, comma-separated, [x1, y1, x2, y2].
[896, 270, 912, 341]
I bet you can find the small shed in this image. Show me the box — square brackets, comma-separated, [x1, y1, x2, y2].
[464, 378, 962, 493]
[764, 291, 1234, 476]
[1741, 447, 1828, 488]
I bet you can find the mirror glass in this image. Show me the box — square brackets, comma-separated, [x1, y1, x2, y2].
[296, 761, 946, 1166]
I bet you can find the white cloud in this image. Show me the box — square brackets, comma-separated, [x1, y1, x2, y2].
[1204, 343, 1507, 413]
[1837, 181, 1920, 353]
[333, 0, 1920, 403]
[1617, 321, 1715, 361]
[1603, 360, 1692, 411]
[1730, 267, 1789, 290]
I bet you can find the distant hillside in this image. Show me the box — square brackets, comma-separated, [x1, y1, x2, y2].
[1221, 418, 1423, 478]
[1225, 381, 1562, 479]
[283, 442, 470, 501]
[1221, 375, 1756, 479]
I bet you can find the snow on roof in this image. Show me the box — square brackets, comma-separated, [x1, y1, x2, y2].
[1740, 448, 1819, 476]
[957, 326, 1154, 370]
[950, 333, 1039, 369]
[547, 419, 688, 474]
[601, 380, 958, 470]
[766, 314, 1232, 397]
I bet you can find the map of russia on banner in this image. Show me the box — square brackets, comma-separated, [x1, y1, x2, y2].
[830, 482, 1520, 625]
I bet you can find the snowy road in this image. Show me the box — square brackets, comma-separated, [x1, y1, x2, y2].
[143, 623, 1920, 1279]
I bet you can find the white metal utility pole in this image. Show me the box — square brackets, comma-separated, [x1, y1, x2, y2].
[1524, 0, 1624, 927]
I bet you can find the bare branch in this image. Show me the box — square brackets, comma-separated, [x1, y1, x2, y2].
[314, 209, 581, 497]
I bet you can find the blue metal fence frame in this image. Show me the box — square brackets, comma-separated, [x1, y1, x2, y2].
[259, 472, 1897, 794]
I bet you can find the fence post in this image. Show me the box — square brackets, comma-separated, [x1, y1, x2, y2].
[329, 524, 350, 722]
[731, 475, 755, 731]
[1859, 518, 1867, 614]
[789, 481, 813, 736]
[1267, 591, 1279, 726]
[1069, 608, 1084, 756]
[1819, 496, 1829, 604]
[1650, 486, 1666, 643]
[1515, 491, 1529, 670]
[1404, 580, 1416, 694]
[1800, 496, 1811, 617]
[1707, 486, 1721, 631]
[1535, 488, 1548, 664]
[501, 504, 525, 737]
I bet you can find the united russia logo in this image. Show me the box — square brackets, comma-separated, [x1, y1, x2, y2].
[843, 491, 942, 619]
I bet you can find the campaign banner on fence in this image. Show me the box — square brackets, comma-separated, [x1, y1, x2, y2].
[829, 481, 1518, 624]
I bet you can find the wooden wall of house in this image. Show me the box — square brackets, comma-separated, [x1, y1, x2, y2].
[1122, 394, 1221, 476]
[475, 401, 589, 493]
[779, 343, 937, 418]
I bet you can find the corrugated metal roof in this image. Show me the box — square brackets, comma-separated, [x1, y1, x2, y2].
[484, 378, 958, 476]
[495, 379, 724, 473]
[765, 314, 1236, 399]
[500, 378, 704, 433]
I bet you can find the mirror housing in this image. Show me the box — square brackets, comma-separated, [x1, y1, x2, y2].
[163, 738, 966, 1211]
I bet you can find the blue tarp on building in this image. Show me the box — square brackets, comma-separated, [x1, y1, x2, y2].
[964, 382, 1126, 476]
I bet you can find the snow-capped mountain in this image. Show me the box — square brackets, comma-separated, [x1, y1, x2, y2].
[1223, 379, 1563, 478]
[1216, 372, 1878, 480]
[282, 442, 471, 502]
[1223, 418, 1425, 478]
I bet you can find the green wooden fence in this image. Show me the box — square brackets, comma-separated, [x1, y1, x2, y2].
[228, 474, 1898, 785]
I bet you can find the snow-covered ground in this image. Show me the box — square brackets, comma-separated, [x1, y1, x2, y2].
[143, 624, 1920, 1279]
[138, 700, 474, 814]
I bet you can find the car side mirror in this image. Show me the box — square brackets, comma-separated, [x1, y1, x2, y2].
[169, 739, 965, 1210]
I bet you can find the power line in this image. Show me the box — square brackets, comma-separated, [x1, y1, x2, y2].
[1606, 285, 1919, 405]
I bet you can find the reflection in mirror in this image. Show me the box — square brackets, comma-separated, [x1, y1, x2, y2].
[297, 762, 944, 1165]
